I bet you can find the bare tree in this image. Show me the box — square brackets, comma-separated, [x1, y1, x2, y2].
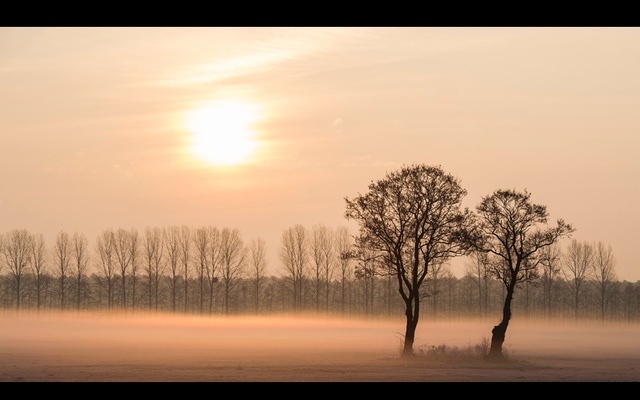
[249, 236, 268, 314]
[279, 224, 308, 312]
[562, 239, 594, 319]
[129, 228, 140, 310]
[2, 229, 32, 309]
[219, 227, 247, 314]
[428, 261, 449, 318]
[345, 164, 471, 357]
[206, 226, 221, 314]
[179, 225, 191, 313]
[164, 226, 181, 312]
[95, 228, 116, 310]
[335, 226, 353, 315]
[310, 224, 334, 312]
[113, 228, 132, 309]
[29, 232, 48, 310]
[593, 241, 617, 320]
[462, 188, 574, 359]
[142, 227, 165, 311]
[72, 232, 90, 310]
[539, 243, 562, 318]
[193, 226, 210, 314]
[465, 251, 490, 317]
[53, 231, 72, 310]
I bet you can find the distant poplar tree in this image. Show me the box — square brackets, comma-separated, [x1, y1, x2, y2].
[2, 229, 32, 310]
[72, 232, 89, 310]
[593, 241, 617, 320]
[53, 231, 72, 310]
[249, 236, 268, 313]
[279, 225, 308, 312]
[562, 239, 594, 319]
[29, 232, 48, 310]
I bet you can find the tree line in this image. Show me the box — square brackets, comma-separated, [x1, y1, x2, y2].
[1, 165, 639, 358]
[0, 223, 638, 319]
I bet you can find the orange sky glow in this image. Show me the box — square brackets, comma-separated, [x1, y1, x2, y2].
[0, 27, 638, 281]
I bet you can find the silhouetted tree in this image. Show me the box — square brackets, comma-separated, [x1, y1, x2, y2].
[465, 251, 490, 317]
[113, 228, 132, 309]
[165, 226, 181, 312]
[95, 228, 116, 310]
[539, 243, 562, 318]
[2, 229, 32, 309]
[29, 232, 48, 310]
[72, 232, 89, 310]
[280, 224, 308, 312]
[562, 239, 594, 319]
[206, 226, 221, 314]
[142, 226, 165, 311]
[219, 227, 246, 314]
[335, 226, 353, 315]
[345, 164, 472, 357]
[461, 188, 574, 359]
[428, 261, 449, 318]
[249, 236, 267, 314]
[194, 226, 210, 314]
[593, 241, 617, 320]
[53, 231, 72, 309]
[179, 225, 191, 313]
[310, 224, 334, 312]
[129, 228, 140, 309]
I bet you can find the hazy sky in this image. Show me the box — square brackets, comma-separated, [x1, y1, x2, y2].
[1, 27, 638, 281]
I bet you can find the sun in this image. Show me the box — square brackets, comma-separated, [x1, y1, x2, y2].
[185, 99, 260, 167]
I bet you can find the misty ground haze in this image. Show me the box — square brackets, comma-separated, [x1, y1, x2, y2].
[0, 310, 638, 382]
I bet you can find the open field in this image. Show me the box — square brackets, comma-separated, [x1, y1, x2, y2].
[0, 310, 638, 382]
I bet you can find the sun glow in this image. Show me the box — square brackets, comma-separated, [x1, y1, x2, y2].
[185, 99, 260, 167]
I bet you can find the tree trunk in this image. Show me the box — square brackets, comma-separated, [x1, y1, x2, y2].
[402, 314, 417, 357]
[487, 284, 514, 359]
[402, 293, 419, 357]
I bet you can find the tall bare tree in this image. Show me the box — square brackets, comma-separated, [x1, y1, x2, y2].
[562, 239, 594, 319]
[219, 227, 247, 314]
[206, 226, 222, 314]
[279, 224, 308, 312]
[335, 226, 353, 315]
[539, 243, 562, 318]
[249, 236, 268, 314]
[53, 230, 72, 310]
[2, 229, 32, 309]
[428, 261, 449, 318]
[193, 226, 210, 314]
[462, 188, 574, 359]
[345, 164, 471, 357]
[310, 224, 334, 311]
[72, 232, 89, 310]
[113, 228, 132, 309]
[29, 232, 48, 310]
[95, 228, 116, 310]
[129, 228, 140, 309]
[164, 226, 181, 312]
[593, 241, 617, 320]
[179, 225, 192, 313]
[142, 227, 165, 311]
[465, 251, 490, 317]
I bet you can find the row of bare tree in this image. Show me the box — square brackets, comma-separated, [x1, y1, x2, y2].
[0, 225, 636, 319]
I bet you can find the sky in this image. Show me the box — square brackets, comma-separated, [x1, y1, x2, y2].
[1, 27, 638, 281]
